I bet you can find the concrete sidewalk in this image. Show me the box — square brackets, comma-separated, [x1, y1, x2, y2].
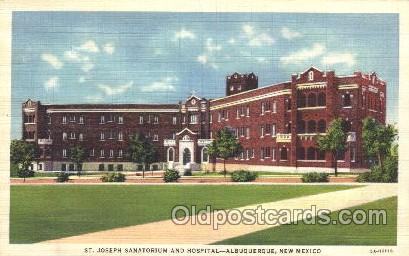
[43, 184, 397, 244]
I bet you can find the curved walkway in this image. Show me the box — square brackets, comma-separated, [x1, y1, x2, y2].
[43, 184, 396, 244]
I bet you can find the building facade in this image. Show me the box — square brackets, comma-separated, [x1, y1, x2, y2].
[22, 67, 386, 173]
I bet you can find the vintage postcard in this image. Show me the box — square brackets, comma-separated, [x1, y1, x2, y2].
[1, 0, 409, 255]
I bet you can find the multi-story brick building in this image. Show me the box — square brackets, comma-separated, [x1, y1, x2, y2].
[22, 67, 386, 173]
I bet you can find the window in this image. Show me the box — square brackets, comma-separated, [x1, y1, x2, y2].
[190, 114, 198, 124]
[265, 124, 271, 135]
[99, 164, 105, 171]
[272, 124, 276, 136]
[261, 102, 265, 114]
[61, 164, 66, 172]
[109, 149, 114, 158]
[246, 106, 250, 117]
[251, 148, 255, 158]
[343, 121, 352, 132]
[109, 130, 115, 139]
[154, 115, 159, 124]
[70, 132, 76, 139]
[63, 149, 67, 158]
[139, 116, 144, 124]
[260, 147, 265, 159]
[236, 108, 240, 119]
[100, 131, 105, 141]
[260, 125, 265, 137]
[298, 120, 306, 133]
[337, 150, 345, 161]
[209, 114, 212, 123]
[318, 93, 326, 106]
[317, 150, 326, 160]
[272, 101, 277, 113]
[272, 147, 276, 161]
[218, 112, 221, 122]
[118, 149, 123, 158]
[265, 147, 271, 158]
[307, 93, 317, 107]
[47, 115, 51, 124]
[307, 120, 316, 133]
[79, 116, 84, 124]
[117, 164, 123, 172]
[280, 147, 288, 160]
[308, 70, 314, 81]
[118, 131, 123, 141]
[343, 93, 352, 107]
[173, 116, 177, 125]
[246, 127, 250, 138]
[318, 120, 326, 133]
[68, 115, 75, 122]
[118, 116, 123, 124]
[62, 116, 67, 124]
[100, 115, 105, 124]
[79, 133, 83, 141]
[307, 147, 316, 160]
[69, 164, 75, 172]
[297, 148, 305, 160]
[168, 148, 174, 162]
[90, 148, 94, 157]
[172, 133, 176, 139]
[62, 132, 67, 140]
[24, 115, 35, 123]
[297, 92, 306, 108]
[107, 114, 114, 123]
[108, 164, 114, 172]
[100, 149, 105, 158]
[286, 123, 292, 134]
[287, 98, 292, 110]
[153, 134, 159, 141]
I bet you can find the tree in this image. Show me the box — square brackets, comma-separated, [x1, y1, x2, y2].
[10, 139, 36, 182]
[69, 145, 86, 177]
[128, 133, 156, 178]
[362, 118, 397, 171]
[317, 118, 347, 177]
[207, 127, 242, 178]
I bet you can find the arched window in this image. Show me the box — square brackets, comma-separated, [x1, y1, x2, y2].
[297, 120, 306, 133]
[318, 92, 326, 106]
[307, 93, 317, 107]
[286, 122, 292, 134]
[202, 147, 209, 163]
[280, 147, 288, 160]
[297, 147, 305, 160]
[308, 70, 314, 81]
[343, 93, 351, 107]
[167, 147, 174, 162]
[318, 119, 326, 133]
[182, 135, 190, 141]
[307, 147, 316, 160]
[297, 93, 306, 108]
[307, 120, 316, 133]
[317, 149, 326, 160]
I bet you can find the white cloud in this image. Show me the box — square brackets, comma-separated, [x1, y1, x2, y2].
[78, 76, 86, 83]
[242, 24, 254, 35]
[44, 76, 59, 90]
[249, 33, 275, 47]
[197, 54, 208, 64]
[77, 40, 99, 53]
[103, 43, 115, 55]
[228, 38, 236, 44]
[97, 81, 133, 96]
[322, 52, 356, 67]
[81, 62, 95, 73]
[280, 43, 326, 65]
[281, 27, 302, 40]
[41, 53, 63, 69]
[255, 57, 268, 63]
[85, 95, 103, 102]
[64, 50, 88, 62]
[206, 38, 222, 52]
[173, 28, 195, 41]
[242, 24, 275, 47]
[141, 76, 178, 92]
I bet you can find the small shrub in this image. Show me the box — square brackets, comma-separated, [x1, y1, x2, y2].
[101, 172, 126, 182]
[17, 168, 35, 178]
[163, 169, 180, 183]
[231, 170, 257, 182]
[357, 156, 398, 183]
[183, 169, 192, 176]
[56, 172, 70, 182]
[301, 172, 329, 183]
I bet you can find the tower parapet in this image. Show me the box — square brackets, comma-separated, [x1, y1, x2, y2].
[226, 72, 258, 96]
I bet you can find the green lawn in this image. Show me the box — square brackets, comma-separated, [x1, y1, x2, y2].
[214, 196, 397, 245]
[10, 184, 354, 243]
[192, 171, 302, 177]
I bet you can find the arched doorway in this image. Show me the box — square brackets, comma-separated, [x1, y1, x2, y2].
[201, 147, 209, 163]
[183, 148, 191, 165]
[167, 147, 175, 162]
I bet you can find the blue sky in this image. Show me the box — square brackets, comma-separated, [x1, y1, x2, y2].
[12, 12, 398, 139]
